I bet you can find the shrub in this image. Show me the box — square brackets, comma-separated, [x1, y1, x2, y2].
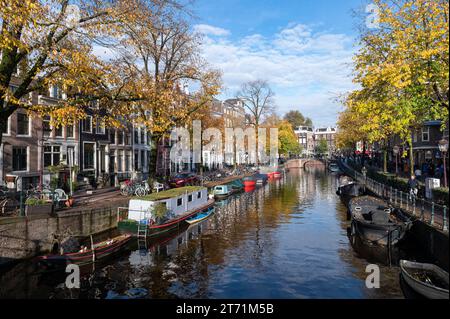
[432, 188, 449, 205]
[25, 198, 47, 206]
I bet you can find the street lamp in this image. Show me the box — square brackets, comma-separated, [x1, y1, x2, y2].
[438, 139, 448, 188]
[393, 146, 400, 176]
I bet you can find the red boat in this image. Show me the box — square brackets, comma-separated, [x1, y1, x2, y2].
[267, 172, 275, 179]
[36, 234, 132, 268]
[273, 171, 282, 178]
[243, 177, 256, 187]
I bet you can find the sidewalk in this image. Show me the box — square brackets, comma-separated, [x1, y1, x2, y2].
[340, 160, 448, 234]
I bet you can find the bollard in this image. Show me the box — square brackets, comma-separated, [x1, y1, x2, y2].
[421, 199, 425, 221]
[390, 186, 393, 203]
[400, 191, 403, 208]
[19, 191, 24, 217]
[406, 192, 409, 211]
[444, 206, 448, 232]
[431, 202, 435, 226]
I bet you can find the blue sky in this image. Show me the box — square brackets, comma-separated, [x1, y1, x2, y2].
[192, 0, 370, 127]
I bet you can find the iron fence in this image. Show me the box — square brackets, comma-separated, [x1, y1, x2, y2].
[340, 161, 448, 233]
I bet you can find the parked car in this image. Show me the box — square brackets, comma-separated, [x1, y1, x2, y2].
[169, 173, 200, 188]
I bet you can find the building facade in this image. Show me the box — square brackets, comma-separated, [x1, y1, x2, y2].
[314, 127, 337, 157]
[294, 126, 315, 157]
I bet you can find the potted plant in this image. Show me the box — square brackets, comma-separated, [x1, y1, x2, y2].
[25, 198, 53, 216]
[65, 195, 74, 208]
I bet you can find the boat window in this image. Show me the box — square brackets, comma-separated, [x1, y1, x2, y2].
[188, 194, 193, 202]
[177, 198, 183, 206]
[197, 191, 202, 199]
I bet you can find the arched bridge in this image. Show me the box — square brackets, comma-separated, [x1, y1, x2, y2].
[285, 159, 326, 169]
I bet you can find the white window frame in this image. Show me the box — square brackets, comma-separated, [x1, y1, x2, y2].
[2, 117, 11, 136]
[66, 124, 75, 139]
[54, 125, 64, 138]
[16, 113, 31, 137]
[43, 145, 61, 167]
[96, 121, 106, 135]
[82, 116, 93, 133]
[422, 127, 430, 142]
[83, 142, 96, 171]
[11, 146, 29, 173]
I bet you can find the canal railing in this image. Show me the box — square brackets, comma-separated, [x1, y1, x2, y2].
[339, 161, 448, 234]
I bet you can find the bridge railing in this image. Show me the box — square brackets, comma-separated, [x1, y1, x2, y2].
[340, 160, 448, 233]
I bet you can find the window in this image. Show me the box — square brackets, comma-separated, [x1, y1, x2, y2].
[125, 151, 131, 172]
[109, 129, 116, 144]
[118, 150, 123, 172]
[55, 126, 63, 137]
[51, 85, 63, 99]
[44, 145, 61, 167]
[43, 116, 51, 137]
[134, 129, 139, 144]
[197, 191, 202, 199]
[177, 198, 183, 206]
[97, 122, 105, 135]
[118, 130, 124, 145]
[83, 143, 95, 170]
[141, 150, 145, 169]
[422, 127, 430, 142]
[66, 125, 74, 138]
[82, 116, 93, 133]
[140, 130, 145, 145]
[134, 150, 139, 170]
[125, 132, 131, 145]
[188, 194, 192, 202]
[12, 147, 27, 171]
[17, 113, 30, 135]
[1, 118, 9, 135]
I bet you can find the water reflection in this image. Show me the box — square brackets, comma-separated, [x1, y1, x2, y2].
[1, 169, 410, 299]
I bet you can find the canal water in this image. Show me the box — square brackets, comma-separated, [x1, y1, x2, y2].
[1, 169, 420, 299]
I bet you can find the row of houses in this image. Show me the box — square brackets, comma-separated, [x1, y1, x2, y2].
[1, 82, 151, 191]
[294, 126, 338, 157]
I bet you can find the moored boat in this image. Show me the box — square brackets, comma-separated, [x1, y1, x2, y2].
[118, 186, 215, 238]
[243, 176, 256, 187]
[273, 171, 282, 178]
[186, 206, 215, 225]
[336, 182, 365, 207]
[349, 196, 412, 246]
[213, 184, 239, 199]
[400, 260, 449, 299]
[254, 173, 269, 185]
[36, 234, 132, 268]
[328, 162, 340, 173]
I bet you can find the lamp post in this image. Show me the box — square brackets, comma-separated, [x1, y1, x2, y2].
[438, 139, 448, 188]
[393, 146, 400, 176]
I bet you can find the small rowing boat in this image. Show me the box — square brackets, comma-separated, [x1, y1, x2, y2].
[400, 260, 449, 299]
[186, 207, 215, 225]
[349, 196, 412, 246]
[36, 234, 132, 268]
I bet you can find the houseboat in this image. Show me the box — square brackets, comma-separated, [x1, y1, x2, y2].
[118, 186, 215, 238]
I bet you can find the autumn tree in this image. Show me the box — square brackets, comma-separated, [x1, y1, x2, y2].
[110, 0, 221, 177]
[277, 120, 301, 158]
[340, 0, 448, 177]
[0, 0, 146, 145]
[284, 110, 313, 129]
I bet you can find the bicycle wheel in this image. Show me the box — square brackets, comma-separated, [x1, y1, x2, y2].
[135, 187, 144, 197]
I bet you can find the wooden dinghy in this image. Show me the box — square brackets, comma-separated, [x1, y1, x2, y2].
[36, 234, 132, 267]
[349, 196, 412, 246]
[400, 260, 449, 299]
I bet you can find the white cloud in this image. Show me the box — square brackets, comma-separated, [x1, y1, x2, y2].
[193, 24, 231, 37]
[199, 23, 356, 126]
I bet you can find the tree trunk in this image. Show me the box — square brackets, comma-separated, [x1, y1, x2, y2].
[383, 148, 388, 173]
[409, 139, 415, 178]
[148, 134, 162, 179]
